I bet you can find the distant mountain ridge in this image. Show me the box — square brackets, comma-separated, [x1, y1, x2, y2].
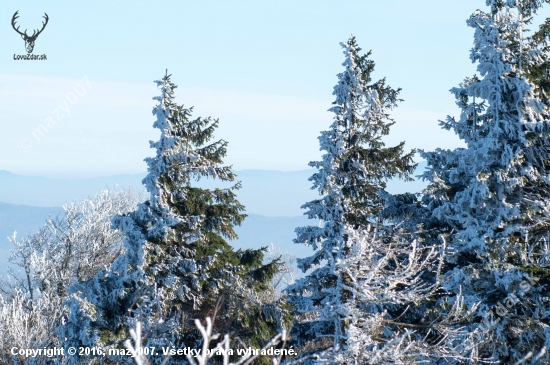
[0, 164, 429, 274]
[0, 204, 312, 275]
[0, 169, 147, 209]
[0, 163, 427, 217]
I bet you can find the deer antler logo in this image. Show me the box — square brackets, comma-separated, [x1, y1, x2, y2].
[12, 11, 49, 54]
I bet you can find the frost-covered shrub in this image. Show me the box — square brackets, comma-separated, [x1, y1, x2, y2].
[0, 188, 139, 364]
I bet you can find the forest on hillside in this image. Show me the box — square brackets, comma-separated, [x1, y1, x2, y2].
[3, 1, 550, 364]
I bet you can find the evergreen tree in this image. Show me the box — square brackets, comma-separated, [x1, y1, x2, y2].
[285, 36, 417, 357]
[418, 1, 550, 362]
[525, 1, 550, 105]
[59, 74, 285, 364]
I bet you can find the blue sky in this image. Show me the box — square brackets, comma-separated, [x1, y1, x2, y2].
[1, 1, 548, 177]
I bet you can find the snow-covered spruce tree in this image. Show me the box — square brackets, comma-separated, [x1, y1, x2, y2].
[60, 74, 285, 364]
[285, 36, 418, 357]
[419, 1, 550, 362]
